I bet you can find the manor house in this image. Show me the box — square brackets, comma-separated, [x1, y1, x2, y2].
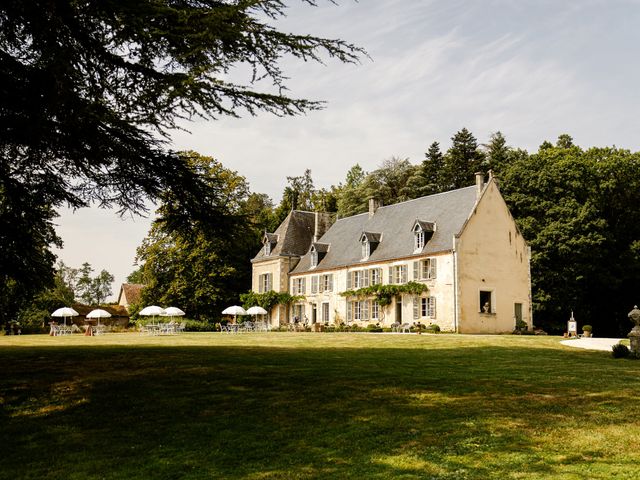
[251, 173, 532, 333]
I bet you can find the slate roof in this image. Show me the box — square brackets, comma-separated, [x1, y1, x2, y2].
[291, 185, 479, 274]
[253, 210, 332, 262]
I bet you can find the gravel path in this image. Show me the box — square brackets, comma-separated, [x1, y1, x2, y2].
[560, 337, 623, 351]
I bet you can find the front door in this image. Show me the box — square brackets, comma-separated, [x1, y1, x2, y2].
[514, 303, 523, 326]
[396, 300, 402, 323]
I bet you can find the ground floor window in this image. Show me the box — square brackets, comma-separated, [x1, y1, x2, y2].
[292, 304, 305, 323]
[480, 291, 493, 313]
[322, 302, 330, 323]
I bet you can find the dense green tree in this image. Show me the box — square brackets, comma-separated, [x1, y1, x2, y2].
[406, 141, 446, 197]
[500, 138, 640, 335]
[483, 131, 511, 175]
[126, 267, 145, 285]
[1, 0, 363, 317]
[17, 263, 76, 333]
[442, 128, 485, 189]
[136, 152, 261, 320]
[336, 164, 368, 218]
[74, 262, 114, 305]
[360, 157, 416, 207]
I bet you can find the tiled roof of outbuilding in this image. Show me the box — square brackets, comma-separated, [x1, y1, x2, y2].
[291, 185, 478, 273]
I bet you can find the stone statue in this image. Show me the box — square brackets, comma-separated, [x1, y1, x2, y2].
[628, 305, 640, 354]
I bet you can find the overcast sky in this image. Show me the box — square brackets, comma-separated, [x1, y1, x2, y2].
[54, 0, 640, 301]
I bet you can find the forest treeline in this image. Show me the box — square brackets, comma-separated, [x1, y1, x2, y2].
[14, 130, 640, 336]
[132, 129, 640, 336]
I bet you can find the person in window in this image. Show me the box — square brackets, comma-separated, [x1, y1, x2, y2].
[294, 315, 299, 324]
[482, 302, 490, 313]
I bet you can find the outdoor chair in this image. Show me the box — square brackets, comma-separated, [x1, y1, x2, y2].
[400, 323, 411, 333]
[95, 325, 106, 336]
[391, 322, 400, 332]
[176, 322, 186, 334]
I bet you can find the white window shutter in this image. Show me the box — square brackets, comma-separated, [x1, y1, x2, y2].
[301, 278, 306, 294]
[363, 301, 370, 320]
[388, 266, 394, 284]
[430, 297, 437, 318]
[268, 273, 272, 291]
[346, 301, 352, 322]
[413, 261, 419, 280]
[363, 270, 369, 287]
[430, 258, 437, 279]
[311, 276, 318, 294]
[402, 265, 408, 284]
[346, 271, 352, 290]
[413, 297, 419, 320]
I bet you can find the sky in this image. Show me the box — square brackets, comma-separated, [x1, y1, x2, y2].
[53, 0, 640, 301]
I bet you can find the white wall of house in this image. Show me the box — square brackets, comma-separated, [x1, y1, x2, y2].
[252, 257, 296, 327]
[289, 252, 456, 329]
[456, 182, 532, 333]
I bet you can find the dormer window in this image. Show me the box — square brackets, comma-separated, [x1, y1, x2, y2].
[262, 232, 278, 256]
[309, 242, 329, 268]
[359, 232, 381, 261]
[361, 240, 370, 260]
[412, 220, 435, 253]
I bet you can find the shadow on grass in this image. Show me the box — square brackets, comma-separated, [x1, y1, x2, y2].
[1, 340, 639, 479]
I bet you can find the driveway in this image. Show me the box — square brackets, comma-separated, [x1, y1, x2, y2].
[560, 337, 623, 351]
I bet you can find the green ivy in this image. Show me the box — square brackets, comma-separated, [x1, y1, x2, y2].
[240, 290, 303, 312]
[339, 282, 429, 307]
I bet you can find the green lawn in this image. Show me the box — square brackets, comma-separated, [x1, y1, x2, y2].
[1, 333, 639, 479]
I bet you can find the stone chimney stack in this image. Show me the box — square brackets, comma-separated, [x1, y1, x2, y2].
[313, 211, 319, 243]
[475, 172, 485, 199]
[368, 198, 382, 218]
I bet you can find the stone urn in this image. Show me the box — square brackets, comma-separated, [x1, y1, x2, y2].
[628, 306, 640, 355]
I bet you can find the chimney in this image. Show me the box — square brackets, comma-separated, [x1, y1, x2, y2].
[313, 212, 319, 243]
[368, 198, 382, 218]
[475, 172, 485, 199]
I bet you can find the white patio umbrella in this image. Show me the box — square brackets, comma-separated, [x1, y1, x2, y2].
[222, 305, 246, 323]
[246, 306, 268, 316]
[86, 308, 111, 326]
[51, 307, 79, 326]
[139, 305, 165, 323]
[162, 307, 186, 317]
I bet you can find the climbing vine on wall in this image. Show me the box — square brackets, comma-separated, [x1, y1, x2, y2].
[339, 282, 429, 307]
[240, 290, 303, 312]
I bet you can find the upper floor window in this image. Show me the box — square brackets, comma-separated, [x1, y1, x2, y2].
[413, 258, 437, 280]
[320, 274, 333, 292]
[264, 242, 271, 256]
[412, 220, 435, 253]
[388, 264, 407, 284]
[370, 268, 382, 286]
[258, 273, 272, 293]
[361, 240, 370, 260]
[292, 277, 306, 295]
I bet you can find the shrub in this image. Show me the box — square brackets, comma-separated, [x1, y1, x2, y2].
[582, 325, 593, 332]
[611, 343, 630, 359]
[425, 323, 441, 333]
[366, 323, 383, 333]
[182, 319, 216, 332]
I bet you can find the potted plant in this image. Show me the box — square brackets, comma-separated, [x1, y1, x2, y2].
[582, 325, 593, 337]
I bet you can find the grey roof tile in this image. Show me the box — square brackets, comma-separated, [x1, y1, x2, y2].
[291, 185, 478, 273]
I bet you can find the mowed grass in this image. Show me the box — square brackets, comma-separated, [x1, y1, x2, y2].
[1, 333, 639, 479]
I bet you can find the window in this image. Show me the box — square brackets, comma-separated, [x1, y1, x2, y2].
[311, 250, 318, 267]
[371, 301, 380, 320]
[415, 230, 425, 251]
[311, 276, 319, 294]
[352, 300, 369, 321]
[264, 242, 271, 256]
[361, 240, 370, 259]
[389, 265, 407, 284]
[258, 273, 272, 293]
[350, 270, 369, 289]
[370, 268, 382, 285]
[322, 303, 330, 323]
[320, 274, 333, 292]
[292, 304, 305, 322]
[293, 278, 306, 295]
[480, 291, 492, 313]
[421, 297, 436, 318]
[413, 258, 437, 280]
